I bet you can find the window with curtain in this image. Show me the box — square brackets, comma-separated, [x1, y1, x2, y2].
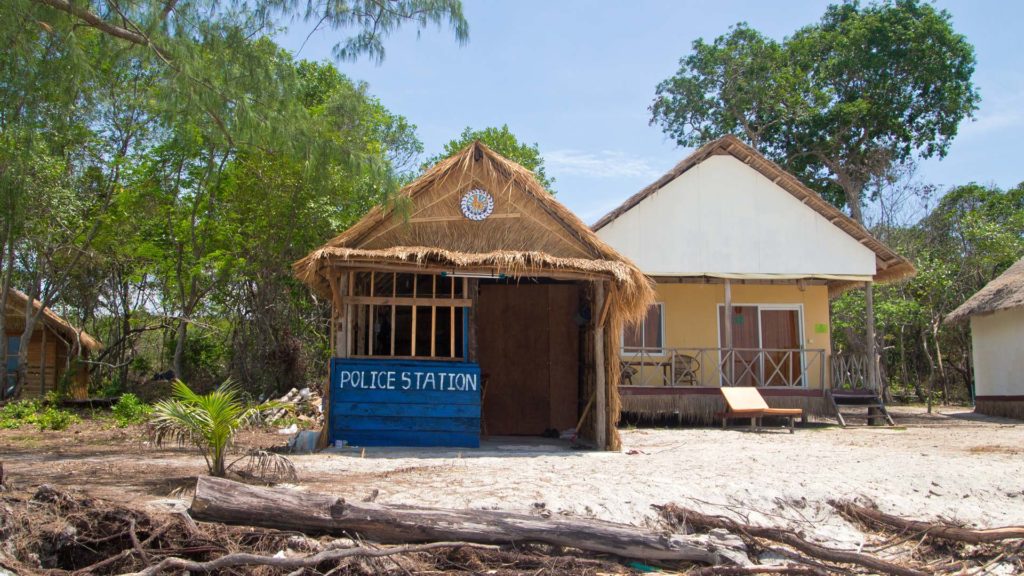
[622, 303, 664, 352]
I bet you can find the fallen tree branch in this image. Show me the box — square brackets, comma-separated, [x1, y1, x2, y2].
[658, 504, 927, 576]
[116, 541, 492, 576]
[831, 500, 1024, 544]
[190, 477, 748, 564]
[686, 566, 827, 576]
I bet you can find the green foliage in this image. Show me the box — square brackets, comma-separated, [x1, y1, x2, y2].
[34, 406, 80, 431]
[833, 181, 1024, 402]
[111, 393, 152, 427]
[0, 399, 79, 431]
[0, 400, 41, 429]
[150, 380, 278, 476]
[651, 0, 979, 221]
[423, 125, 555, 192]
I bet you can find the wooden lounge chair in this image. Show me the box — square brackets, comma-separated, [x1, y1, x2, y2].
[718, 387, 803, 433]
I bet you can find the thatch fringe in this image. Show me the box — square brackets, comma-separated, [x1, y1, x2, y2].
[946, 257, 1024, 323]
[620, 393, 832, 426]
[975, 399, 1024, 421]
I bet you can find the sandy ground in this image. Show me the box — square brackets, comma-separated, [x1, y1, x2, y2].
[2, 405, 1023, 546]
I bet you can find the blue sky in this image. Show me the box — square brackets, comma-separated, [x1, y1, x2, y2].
[275, 1, 1023, 225]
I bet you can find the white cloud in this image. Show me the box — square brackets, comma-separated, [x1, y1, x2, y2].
[545, 149, 662, 180]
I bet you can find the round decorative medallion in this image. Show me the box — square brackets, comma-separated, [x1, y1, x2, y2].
[460, 188, 494, 221]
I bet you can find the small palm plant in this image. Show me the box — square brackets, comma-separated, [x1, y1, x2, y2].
[151, 380, 293, 479]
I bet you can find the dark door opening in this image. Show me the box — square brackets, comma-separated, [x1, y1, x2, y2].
[476, 282, 580, 436]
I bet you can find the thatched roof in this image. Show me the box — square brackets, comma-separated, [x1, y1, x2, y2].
[592, 135, 916, 286]
[294, 141, 655, 319]
[5, 289, 102, 352]
[946, 256, 1024, 323]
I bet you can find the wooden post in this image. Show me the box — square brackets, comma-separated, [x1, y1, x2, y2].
[467, 278, 479, 362]
[865, 281, 877, 392]
[594, 281, 607, 450]
[39, 325, 47, 394]
[724, 279, 733, 386]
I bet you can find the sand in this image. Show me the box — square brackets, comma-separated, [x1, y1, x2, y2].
[293, 406, 1024, 545]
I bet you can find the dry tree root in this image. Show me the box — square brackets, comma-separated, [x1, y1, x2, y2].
[658, 504, 929, 576]
[684, 566, 827, 576]
[116, 541, 496, 576]
[830, 500, 1024, 544]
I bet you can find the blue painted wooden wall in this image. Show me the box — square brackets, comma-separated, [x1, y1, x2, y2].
[329, 358, 481, 447]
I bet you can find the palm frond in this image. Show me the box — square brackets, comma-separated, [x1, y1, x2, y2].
[230, 448, 299, 483]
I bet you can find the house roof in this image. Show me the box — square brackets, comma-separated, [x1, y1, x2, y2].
[945, 256, 1024, 323]
[591, 134, 915, 286]
[5, 289, 102, 352]
[294, 141, 655, 320]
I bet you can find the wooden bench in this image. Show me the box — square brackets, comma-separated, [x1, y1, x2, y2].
[718, 387, 803, 433]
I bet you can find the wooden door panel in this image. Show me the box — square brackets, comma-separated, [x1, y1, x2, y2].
[720, 306, 760, 386]
[760, 309, 801, 386]
[477, 284, 550, 435]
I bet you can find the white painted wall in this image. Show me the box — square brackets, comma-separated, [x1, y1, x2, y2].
[597, 155, 877, 277]
[970, 307, 1024, 397]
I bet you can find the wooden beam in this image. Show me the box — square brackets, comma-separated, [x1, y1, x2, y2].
[865, 281, 877, 392]
[593, 281, 607, 450]
[409, 213, 521, 224]
[724, 279, 733, 385]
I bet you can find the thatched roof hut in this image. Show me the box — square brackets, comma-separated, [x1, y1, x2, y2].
[295, 142, 655, 450]
[944, 256, 1024, 419]
[946, 257, 1024, 323]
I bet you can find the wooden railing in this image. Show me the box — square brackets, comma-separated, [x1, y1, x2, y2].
[620, 347, 827, 388]
[831, 352, 873, 390]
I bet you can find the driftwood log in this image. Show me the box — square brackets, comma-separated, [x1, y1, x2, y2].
[658, 504, 928, 576]
[190, 477, 747, 564]
[832, 500, 1024, 544]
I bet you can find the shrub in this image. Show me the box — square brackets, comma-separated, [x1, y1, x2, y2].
[111, 393, 152, 427]
[0, 399, 79, 431]
[34, 407, 79, 431]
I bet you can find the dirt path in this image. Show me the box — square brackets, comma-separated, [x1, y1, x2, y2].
[3, 406, 1022, 545]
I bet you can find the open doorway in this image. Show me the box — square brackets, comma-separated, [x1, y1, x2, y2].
[476, 281, 581, 436]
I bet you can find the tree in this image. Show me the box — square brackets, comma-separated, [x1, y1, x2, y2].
[151, 380, 283, 477]
[423, 125, 555, 192]
[651, 0, 979, 223]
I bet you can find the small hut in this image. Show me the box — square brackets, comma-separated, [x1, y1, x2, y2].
[4, 289, 102, 400]
[295, 142, 654, 450]
[946, 256, 1024, 419]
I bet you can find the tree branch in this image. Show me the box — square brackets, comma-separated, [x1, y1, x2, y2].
[117, 541, 494, 576]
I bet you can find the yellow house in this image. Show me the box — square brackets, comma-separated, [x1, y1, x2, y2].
[593, 135, 914, 422]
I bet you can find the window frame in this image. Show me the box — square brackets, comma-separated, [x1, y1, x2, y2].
[621, 302, 665, 355]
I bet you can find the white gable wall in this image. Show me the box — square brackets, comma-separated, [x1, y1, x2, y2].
[971, 307, 1024, 397]
[597, 155, 877, 277]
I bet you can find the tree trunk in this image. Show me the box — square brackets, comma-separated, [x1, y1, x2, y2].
[190, 477, 748, 565]
[172, 317, 187, 379]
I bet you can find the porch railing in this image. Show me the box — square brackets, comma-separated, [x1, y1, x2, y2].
[620, 347, 827, 388]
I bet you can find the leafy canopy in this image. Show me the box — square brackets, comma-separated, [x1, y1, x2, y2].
[650, 0, 979, 222]
[424, 125, 555, 192]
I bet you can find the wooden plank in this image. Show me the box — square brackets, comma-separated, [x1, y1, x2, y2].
[450, 278, 456, 358]
[409, 213, 522, 223]
[594, 281, 607, 449]
[335, 415, 480, 433]
[391, 272, 397, 355]
[430, 275, 437, 358]
[368, 271, 375, 356]
[331, 430, 480, 448]
[334, 402, 481, 418]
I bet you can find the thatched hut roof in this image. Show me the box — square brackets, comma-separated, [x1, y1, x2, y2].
[592, 135, 916, 288]
[294, 141, 655, 320]
[946, 256, 1024, 323]
[5, 289, 102, 352]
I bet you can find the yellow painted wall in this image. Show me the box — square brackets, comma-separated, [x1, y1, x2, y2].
[625, 282, 832, 389]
